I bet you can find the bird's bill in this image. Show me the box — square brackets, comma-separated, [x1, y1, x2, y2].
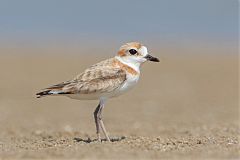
[144, 54, 160, 62]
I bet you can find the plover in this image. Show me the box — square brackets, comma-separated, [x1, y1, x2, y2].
[36, 42, 159, 142]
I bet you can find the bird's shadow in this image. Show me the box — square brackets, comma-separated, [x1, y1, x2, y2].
[73, 136, 126, 143]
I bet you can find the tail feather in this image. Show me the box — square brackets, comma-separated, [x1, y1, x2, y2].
[36, 90, 52, 98]
[36, 89, 72, 98]
[36, 81, 73, 98]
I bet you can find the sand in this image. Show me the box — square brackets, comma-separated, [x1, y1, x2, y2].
[0, 48, 239, 159]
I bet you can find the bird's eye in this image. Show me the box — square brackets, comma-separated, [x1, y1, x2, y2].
[129, 49, 137, 55]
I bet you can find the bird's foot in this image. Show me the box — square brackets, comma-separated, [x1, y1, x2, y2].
[105, 136, 111, 142]
[97, 133, 101, 142]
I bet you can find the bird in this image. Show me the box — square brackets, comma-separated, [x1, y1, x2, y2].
[36, 42, 159, 142]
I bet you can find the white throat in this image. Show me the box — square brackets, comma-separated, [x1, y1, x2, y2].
[115, 56, 141, 73]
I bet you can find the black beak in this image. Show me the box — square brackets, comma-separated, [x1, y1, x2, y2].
[145, 54, 160, 62]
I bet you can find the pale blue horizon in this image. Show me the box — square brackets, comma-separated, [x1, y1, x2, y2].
[0, 0, 238, 52]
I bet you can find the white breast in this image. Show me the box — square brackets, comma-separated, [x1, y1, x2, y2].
[112, 73, 140, 97]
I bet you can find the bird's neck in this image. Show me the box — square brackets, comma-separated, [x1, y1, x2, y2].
[115, 56, 140, 74]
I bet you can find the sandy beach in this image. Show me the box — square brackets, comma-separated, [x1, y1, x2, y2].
[0, 47, 239, 159]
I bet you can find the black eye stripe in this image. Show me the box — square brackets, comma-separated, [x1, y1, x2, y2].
[129, 49, 137, 55]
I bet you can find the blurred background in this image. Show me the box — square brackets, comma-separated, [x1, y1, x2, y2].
[0, 0, 238, 52]
[0, 0, 238, 158]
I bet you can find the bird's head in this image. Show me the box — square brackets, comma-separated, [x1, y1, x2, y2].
[116, 42, 159, 67]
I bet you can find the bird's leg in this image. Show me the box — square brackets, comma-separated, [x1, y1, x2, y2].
[98, 101, 111, 142]
[94, 99, 110, 142]
[99, 121, 110, 142]
[94, 103, 101, 141]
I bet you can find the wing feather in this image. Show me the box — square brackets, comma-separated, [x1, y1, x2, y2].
[63, 67, 126, 94]
[36, 58, 127, 97]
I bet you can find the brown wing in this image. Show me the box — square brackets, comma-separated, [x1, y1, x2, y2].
[63, 66, 127, 94]
[36, 59, 126, 97]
